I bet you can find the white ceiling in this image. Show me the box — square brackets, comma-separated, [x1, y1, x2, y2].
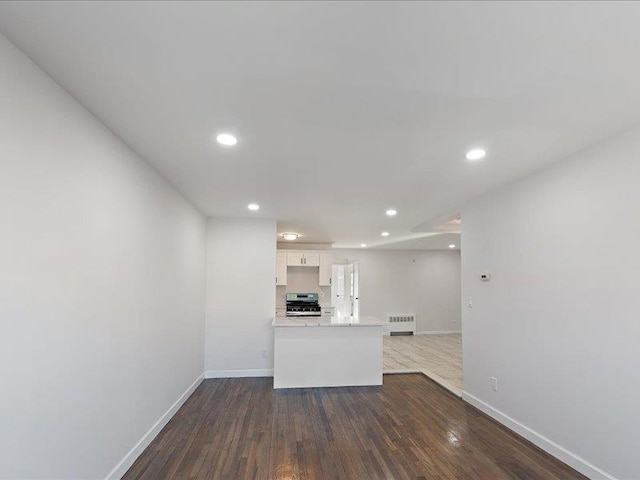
[2, 1, 640, 249]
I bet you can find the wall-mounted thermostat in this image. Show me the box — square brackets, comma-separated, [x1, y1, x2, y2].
[480, 272, 491, 282]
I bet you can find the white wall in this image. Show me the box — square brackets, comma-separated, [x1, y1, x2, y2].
[205, 218, 276, 377]
[462, 126, 640, 479]
[334, 249, 461, 333]
[0, 33, 206, 479]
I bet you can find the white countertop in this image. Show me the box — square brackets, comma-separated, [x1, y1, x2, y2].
[272, 315, 386, 327]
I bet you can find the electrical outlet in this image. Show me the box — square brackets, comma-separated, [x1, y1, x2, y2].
[467, 296, 473, 309]
[490, 376, 498, 392]
[261, 349, 268, 358]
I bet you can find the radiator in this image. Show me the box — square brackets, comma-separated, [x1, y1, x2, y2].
[385, 314, 416, 336]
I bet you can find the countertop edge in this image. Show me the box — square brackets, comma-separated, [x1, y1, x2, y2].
[272, 315, 387, 327]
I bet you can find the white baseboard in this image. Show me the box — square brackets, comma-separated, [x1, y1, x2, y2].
[462, 391, 616, 480]
[104, 373, 204, 480]
[205, 368, 273, 379]
[415, 330, 461, 335]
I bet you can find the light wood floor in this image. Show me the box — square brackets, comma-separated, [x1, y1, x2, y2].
[122, 374, 585, 480]
[384, 333, 462, 396]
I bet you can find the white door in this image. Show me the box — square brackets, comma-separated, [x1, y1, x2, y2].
[345, 263, 354, 319]
[352, 261, 359, 319]
[331, 264, 347, 318]
[331, 262, 359, 319]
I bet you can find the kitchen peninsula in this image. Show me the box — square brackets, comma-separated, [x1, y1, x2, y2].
[272, 315, 386, 389]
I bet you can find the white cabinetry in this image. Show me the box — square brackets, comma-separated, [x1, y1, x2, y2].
[287, 252, 303, 266]
[304, 253, 320, 266]
[287, 252, 320, 266]
[276, 252, 287, 285]
[273, 323, 384, 388]
[277, 250, 342, 290]
[319, 253, 333, 286]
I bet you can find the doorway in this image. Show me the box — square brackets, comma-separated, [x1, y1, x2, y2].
[331, 261, 359, 319]
[382, 223, 463, 396]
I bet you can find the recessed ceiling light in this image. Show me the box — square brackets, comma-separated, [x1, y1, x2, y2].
[449, 244, 456, 249]
[216, 133, 237, 146]
[360, 243, 367, 248]
[247, 203, 259, 211]
[381, 232, 390, 237]
[465, 148, 486, 161]
[281, 233, 299, 241]
[386, 209, 397, 216]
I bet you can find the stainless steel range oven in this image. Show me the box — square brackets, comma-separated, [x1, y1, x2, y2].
[285, 293, 321, 316]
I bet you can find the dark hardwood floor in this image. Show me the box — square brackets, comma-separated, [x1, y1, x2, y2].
[122, 373, 585, 480]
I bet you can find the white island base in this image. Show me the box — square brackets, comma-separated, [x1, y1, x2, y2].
[273, 316, 385, 389]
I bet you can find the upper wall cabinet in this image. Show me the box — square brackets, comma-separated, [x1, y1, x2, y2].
[303, 253, 320, 266]
[286, 252, 304, 266]
[287, 252, 320, 267]
[276, 252, 287, 285]
[319, 253, 333, 286]
[279, 249, 339, 286]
